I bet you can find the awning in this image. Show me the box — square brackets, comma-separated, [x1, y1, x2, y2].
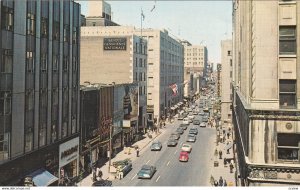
[30, 169, 58, 186]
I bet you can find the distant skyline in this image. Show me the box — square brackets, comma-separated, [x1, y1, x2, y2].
[79, 1, 232, 63]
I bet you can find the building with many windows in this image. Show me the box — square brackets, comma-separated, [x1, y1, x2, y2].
[232, 0, 300, 186]
[80, 26, 147, 133]
[221, 40, 232, 124]
[0, 0, 81, 185]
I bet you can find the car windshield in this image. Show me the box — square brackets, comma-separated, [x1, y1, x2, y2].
[183, 144, 190, 147]
[188, 135, 195, 137]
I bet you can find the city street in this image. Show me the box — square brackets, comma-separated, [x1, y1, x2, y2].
[113, 115, 216, 186]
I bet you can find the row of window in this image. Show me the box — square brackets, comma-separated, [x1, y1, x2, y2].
[1, 5, 79, 44]
[0, 50, 78, 74]
[135, 57, 147, 68]
[134, 42, 147, 55]
[134, 72, 146, 82]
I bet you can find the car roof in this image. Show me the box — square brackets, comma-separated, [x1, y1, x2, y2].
[141, 165, 152, 169]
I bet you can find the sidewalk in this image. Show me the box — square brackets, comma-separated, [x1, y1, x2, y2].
[209, 123, 236, 186]
[77, 127, 167, 186]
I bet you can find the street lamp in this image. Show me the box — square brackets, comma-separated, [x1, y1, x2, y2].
[108, 121, 113, 173]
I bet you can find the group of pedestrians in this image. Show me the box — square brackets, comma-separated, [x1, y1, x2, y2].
[214, 176, 227, 186]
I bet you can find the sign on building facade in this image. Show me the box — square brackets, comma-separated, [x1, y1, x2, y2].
[103, 38, 127, 50]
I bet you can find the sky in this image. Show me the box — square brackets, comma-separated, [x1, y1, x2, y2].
[79, 1, 232, 63]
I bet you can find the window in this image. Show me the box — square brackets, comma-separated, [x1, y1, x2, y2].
[139, 58, 142, 67]
[279, 26, 296, 55]
[63, 56, 69, 71]
[39, 123, 46, 147]
[1, 49, 13, 73]
[0, 133, 9, 161]
[135, 42, 138, 53]
[0, 91, 11, 115]
[135, 72, 137, 81]
[139, 87, 142, 95]
[40, 53, 47, 72]
[1, 6, 13, 31]
[148, 93, 152, 100]
[41, 17, 48, 38]
[73, 27, 78, 44]
[24, 127, 33, 152]
[64, 25, 70, 42]
[144, 72, 146, 81]
[27, 13, 35, 35]
[26, 51, 34, 72]
[135, 57, 138, 67]
[73, 56, 77, 72]
[139, 72, 142, 81]
[230, 59, 232, 67]
[144, 59, 146, 67]
[53, 54, 59, 71]
[51, 124, 57, 143]
[62, 122, 67, 138]
[227, 51, 231, 56]
[277, 133, 300, 161]
[279, 80, 296, 109]
[25, 90, 34, 111]
[53, 21, 60, 40]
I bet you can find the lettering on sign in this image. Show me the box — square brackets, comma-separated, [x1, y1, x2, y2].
[103, 38, 127, 51]
[61, 145, 78, 159]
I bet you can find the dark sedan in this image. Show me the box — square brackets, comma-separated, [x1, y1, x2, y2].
[170, 133, 180, 140]
[151, 141, 162, 151]
[176, 128, 184, 134]
[137, 165, 156, 179]
[193, 119, 200, 125]
[189, 128, 198, 135]
[179, 123, 188, 130]
[167, 138, 178, 147]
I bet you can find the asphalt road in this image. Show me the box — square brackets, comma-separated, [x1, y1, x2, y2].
[113, 112, 216, 186]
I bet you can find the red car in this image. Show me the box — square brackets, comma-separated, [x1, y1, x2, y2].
[179, 151, 189, 162]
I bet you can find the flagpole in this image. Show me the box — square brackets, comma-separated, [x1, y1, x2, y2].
[141, 8, 143, 37]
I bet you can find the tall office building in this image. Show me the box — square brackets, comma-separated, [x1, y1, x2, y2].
[139, 29, 184, 121]
[232, 0, 300, 186]
[0, 0, 81, 185]
[80, 26, 148, 133]
[181, 40, 207, 98]
[221, 40, 233, 124]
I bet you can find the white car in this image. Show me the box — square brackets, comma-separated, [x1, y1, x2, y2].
[181, 144, 192, 153]
[188, 115, 194, 123]
[183, 118, 189, 125]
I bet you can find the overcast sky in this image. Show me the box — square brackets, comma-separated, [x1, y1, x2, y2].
[79, 1, 232, 64]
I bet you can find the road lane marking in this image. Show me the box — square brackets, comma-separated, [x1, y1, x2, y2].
[174, 150, 178, 154]
[167, 161, 170, 166]
[146, 159, 150, 164]
[131, 174, 137, 180]
[156, 176, 161, 182]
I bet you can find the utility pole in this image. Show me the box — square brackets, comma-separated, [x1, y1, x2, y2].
[108, 120, 112, 173]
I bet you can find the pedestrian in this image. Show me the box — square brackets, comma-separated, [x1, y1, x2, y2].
[227, 132, 230, 139]
[224, 180, 227, 186]
[227, 148, 230, 154]
[219, 176, 224, 186]
[163, 121, 166, 127]
[136, 148, 140, 157]
[214, 180, 218, 187]
[223, 129, 225, 135]
[230, 162, 234, 173]
[219, 150, 223, 159]
[98, 170, 103, 179]
[92, 166, 96, 182]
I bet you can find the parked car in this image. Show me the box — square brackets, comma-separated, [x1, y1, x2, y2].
[167, 138, 178, 147]
[189, 128, 198, 135]
[137, 165, 156, 179]
[188, 115, 194, 123]
[177, 114, 184, 120]
[170, 133, 180, 140]
[186, 134, 196, 142]
[179, 151, 189, 162]
[176, 128, 184, 134]
[202, 116, 208, 122]
[183, 118, 189, 125]
[151, 141, 162, 151]
[200, 122, 206, 128]
[193, 119, 200, 125]
[92, 180, 112, 186]
[181, 144, 192, 153]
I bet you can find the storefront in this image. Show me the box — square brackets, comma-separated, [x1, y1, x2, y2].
[59, 137, 79, 185]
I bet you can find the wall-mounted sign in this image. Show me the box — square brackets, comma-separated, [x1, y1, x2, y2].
[59, 137, 79, 168]
[103, 38, 127, 50]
